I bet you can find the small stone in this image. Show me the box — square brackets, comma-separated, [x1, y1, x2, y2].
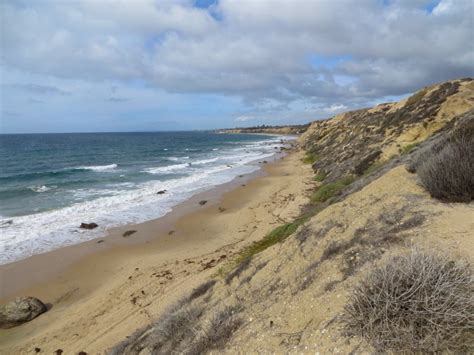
[199, 200, 207, 206]
[122, 230, 137, 237]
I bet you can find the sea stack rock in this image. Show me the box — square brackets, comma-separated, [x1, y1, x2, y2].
[0, 297, 47, 329]
[80, 222, 98, 230]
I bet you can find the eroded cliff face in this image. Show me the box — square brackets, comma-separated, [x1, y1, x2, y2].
[300, 78, 474, 182]
[217, 124, 309, 135]
[111, 79, 474, 354]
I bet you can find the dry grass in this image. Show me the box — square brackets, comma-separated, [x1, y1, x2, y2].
[111, 299, 242, 354]
[417, 137, 474, 202]
[188, 280, 217, 301]
[191, 305, 242, 353]
[343, 250, 474, 353]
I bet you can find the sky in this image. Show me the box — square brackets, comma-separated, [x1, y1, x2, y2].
[0, 0, 473, 133]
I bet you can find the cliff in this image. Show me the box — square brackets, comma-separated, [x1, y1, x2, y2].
[113, 78, 474, 354]
[217, 124, 310, 135]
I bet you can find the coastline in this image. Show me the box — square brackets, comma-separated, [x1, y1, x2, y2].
[0, 152, 274, 299]
[0, 148, 313, 354]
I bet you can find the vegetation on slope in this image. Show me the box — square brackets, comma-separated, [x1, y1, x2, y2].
[344, 250, 473, 353]
[112, 80, 474, 354]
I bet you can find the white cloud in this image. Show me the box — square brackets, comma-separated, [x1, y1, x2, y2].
[235, 115, 256, 122]
[1, 0, 473, 131]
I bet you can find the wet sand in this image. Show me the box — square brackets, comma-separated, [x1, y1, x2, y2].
[0, 149, 313, 354]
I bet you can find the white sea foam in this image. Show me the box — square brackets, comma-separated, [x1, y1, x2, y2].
[143, 163, 189, 174]
[168, 156, 189, 161]
[28, 185, 53, 193]
[192, 157, 219, 165]
[0, 135, 294, 265]
[73, 163, 118, 171]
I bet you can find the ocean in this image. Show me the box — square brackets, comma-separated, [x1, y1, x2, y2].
[0, 131, 292, 265]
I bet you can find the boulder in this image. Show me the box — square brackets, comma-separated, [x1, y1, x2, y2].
[80, 222, 98, 230]
[156, 190, 167, 195]
[0, 297, 47, 329]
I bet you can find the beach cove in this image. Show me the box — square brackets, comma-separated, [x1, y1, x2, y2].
[0, 148, 313, 354]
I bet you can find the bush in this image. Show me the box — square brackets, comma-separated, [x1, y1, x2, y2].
[417, 137, 474, 202]
[191, 305, 242, 353]
[313, 172, 327, 182]
[343, 250, 474, 353]
[236, 220, 305, 262]
[301, 153, 318, 164]
[311, 175, 355, 203]
[400, 142, 420, 155]
[111, 301, 242, 354]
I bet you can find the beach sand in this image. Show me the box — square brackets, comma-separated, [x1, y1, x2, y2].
[0, 149, 313, 354]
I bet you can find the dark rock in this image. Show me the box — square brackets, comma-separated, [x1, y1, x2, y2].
[0, 297, 47, 329]
[80, 222, 98, 230]
[78, 352, 88, 355]
[199, 200, 207, 206]
[122, 230, 137, 237]
[156, 190, 167, 195]
[218, 207, 226, 212]
[54, 350, 63, 355]
[34, 348, 41, 353]
[96, 240, 104, 244]
[168, 230, 175, 235]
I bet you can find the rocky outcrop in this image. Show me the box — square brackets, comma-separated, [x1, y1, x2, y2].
[0, 297, 47, 329]
[80, 222, 98, 230]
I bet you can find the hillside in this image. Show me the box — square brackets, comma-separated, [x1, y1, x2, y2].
[109, 78, 473, 353]
[217, 124, 310, 135]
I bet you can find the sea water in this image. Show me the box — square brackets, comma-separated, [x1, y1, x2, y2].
[0, 131, 292, 264]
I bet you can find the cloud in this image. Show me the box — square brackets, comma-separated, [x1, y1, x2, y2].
[235, 115, 256, 122]
[2, 83, 70, 96]
[1, 0, 473, 132]
[106, 97, 130, 102]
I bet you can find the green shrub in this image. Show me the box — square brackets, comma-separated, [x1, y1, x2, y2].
[301, 153, 318, 164]
[363, 162, 384, 176]
[237, 220, 304, 262]
[400, 142, 420, 155]
[311, 175, 355, 203]
[313, 172, 327, 182]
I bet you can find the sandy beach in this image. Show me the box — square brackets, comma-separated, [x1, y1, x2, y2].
[0, 148, 313, 354]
